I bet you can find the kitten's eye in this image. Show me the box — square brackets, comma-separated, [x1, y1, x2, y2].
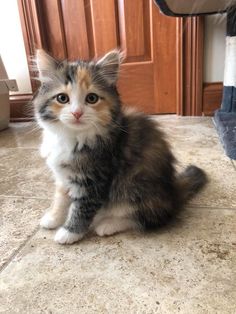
[56, 93, 69, 104]
[85, 93, 99, 104]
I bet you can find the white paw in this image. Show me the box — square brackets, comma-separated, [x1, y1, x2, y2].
[95, 222, 116, 237]
[54, 227, 83, 244]
[40, 212, 62, 229]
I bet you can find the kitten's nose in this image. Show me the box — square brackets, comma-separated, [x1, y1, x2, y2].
[71, 111, 83, 120]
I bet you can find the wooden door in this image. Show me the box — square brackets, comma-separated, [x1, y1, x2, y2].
[19, 0, 179, 114]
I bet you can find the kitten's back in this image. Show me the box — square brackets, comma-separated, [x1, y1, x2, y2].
[113, 109, 207, 229]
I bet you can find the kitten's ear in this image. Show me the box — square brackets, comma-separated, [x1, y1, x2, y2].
[36, 49, 58, 79]
[96, 49, 125, 85]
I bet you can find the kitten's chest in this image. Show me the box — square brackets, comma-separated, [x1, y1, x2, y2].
[43, 131, 79, 180]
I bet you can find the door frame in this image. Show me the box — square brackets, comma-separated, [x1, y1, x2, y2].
[177, 16, 204, 116]
[14, 0, 204, 120]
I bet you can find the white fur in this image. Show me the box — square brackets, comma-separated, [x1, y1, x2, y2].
[91, 203, 137, 237]
[68, 185, 87, 199]
[39, 115, 107, 186]
[40, 212, 63, 229]
[40, 189, 70, 230]
[95, 218, 135, 236]
[91, 203, 135, 226]
[54, 227, 83, 244]
[38, 114, 108, 239]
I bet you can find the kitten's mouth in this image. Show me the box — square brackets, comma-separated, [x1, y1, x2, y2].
[71, 118, 84, 125]
[69, 118, 88, 129]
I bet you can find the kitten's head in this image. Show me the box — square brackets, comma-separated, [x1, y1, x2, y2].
[34, 49, 124, 133]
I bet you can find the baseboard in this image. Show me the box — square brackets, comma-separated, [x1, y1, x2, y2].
[202, 82, 223, 116]
[10, 93, 34, 122]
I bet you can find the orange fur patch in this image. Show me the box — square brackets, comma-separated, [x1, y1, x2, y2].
[51, 102, 63, 115]
[93, 99, 112, 126]
[77, 68, 91, 90]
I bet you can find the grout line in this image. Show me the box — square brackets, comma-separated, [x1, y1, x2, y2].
[0, 226, 40, 274]
[187, 204, 236, 210]
[0, 196, 235, 210]
[1, 147, 39, 150]
[0, 195, 51, 200]
[0, 207, 235, 273]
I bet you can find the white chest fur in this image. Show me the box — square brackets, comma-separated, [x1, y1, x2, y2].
[41, 129, 77, 183]
[39, 121, 107, 184]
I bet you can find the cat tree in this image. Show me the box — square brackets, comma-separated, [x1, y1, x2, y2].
[154, 0, 236, 160]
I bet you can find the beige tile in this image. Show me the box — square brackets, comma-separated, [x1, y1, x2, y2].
[1, 118, 236, 314]
[0, 148, 53, 198]
[1, 118, 235, 208]
[0, 197, 50, 270]
[176, 149, 236, 209]
[156, 116, 218, 150]
[0, 122, 41, 149]
[156, 117, 236, 209]
[0, 207, 236, 314]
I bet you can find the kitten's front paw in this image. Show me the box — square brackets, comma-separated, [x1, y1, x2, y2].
[54, 227, 83, 245]
[40, 212, 62, 229]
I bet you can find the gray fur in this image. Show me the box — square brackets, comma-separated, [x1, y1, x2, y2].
[34, 50, 208, 238]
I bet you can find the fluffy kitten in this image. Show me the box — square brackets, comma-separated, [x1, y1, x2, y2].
[34, 49, 207, 244]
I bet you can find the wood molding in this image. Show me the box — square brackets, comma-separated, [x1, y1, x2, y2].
[177, 16, 204, 115]
[10, 94, 34, 121]
[203, 82, 223, 116]
[176, 18, 183, 115]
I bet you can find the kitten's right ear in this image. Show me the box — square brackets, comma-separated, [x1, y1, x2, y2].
[36, 49, 58, 79]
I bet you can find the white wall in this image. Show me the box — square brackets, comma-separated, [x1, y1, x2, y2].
[0, 0, 32, 94]
[204, 14, 226, 83]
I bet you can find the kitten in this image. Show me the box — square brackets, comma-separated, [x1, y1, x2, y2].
[34, 49, 207, 244]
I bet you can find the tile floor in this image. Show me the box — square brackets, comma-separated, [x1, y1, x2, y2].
[0, 116, 236, 314]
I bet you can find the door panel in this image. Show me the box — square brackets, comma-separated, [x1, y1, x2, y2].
[61, 0, 90, 59]
[119, 62, 155, 112]
[90, 0, 119, 56]
[38, 0, 67, 59]
[25, 0, 179, 114]
[118, 0, 151, 61]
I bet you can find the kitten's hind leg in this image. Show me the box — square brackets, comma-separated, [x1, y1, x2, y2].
[95, 217, 137, 237]
[40, 183, 70, 229]
[92, 204, 138, 236]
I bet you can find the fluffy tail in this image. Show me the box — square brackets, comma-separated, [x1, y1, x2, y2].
[177, 165, 208, 204]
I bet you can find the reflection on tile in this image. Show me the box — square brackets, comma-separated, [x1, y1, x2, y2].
[1, 207, 236, 314]
[0, 197, 50, 270]
[0, 148, 53, 198]
[0, 122, 41, 149]
[156, 116, 218, 150]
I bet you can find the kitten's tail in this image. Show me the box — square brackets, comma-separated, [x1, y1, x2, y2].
[177, 165, 208, 204]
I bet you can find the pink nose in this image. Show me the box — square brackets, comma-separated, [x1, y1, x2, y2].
[71, 111, 83, 120]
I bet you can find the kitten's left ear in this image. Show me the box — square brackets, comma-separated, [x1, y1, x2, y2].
[96, 49, 125, 85]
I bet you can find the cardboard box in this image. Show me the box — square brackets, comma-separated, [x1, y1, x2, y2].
[0, 55, 18, 130]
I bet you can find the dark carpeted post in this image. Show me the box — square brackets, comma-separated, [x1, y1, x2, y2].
[214, 6, 236, 160]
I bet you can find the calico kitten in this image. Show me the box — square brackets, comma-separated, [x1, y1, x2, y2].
[34, 49, 207, 244]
